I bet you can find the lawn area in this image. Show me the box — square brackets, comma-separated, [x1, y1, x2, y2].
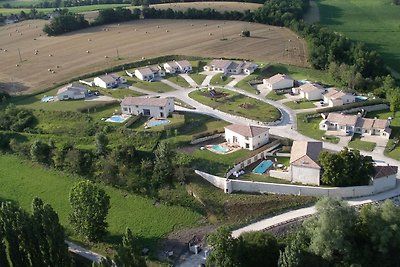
[348, 134, 376, 152]
[297, 113, 340, 143]
[235, 75, 259, 94]
[209, 74, 235, 86]
[97, 88, 145, 99]
[188, 73, 206, 86]
[284, 100, 316, 110]
[189, 88, 281, 122]
[365, 109, 400, 160]
[317, 0, 400, 72]
[266, 90, 286, 101]
[0, 154, 201, 254]
[128, 114, 185, 132]
[165, 74, 190, 88]
[0, 3, 129, 14]
[240, 173, 292, 184]
[126, 76, 175, 93]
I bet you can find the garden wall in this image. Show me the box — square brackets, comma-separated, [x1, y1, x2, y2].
[190, 133, 223, 145]
[268, 170, 291, 181]
[195, 170, 396, 198]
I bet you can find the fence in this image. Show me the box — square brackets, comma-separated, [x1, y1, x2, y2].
[190, 133, 223, 145]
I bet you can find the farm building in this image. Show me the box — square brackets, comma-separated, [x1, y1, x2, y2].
[163, 60, 192, 74]
[297, 83, 325, 100]
[319, 113, 391, 139]
[94, 74, 126, 89]
[57, 83, 88, 100]
[372, 164, 398, 192]
[204, 59, 257, 75]
[224, 124, 269, 150]
[121, 97, 174, 117]
[289, 141, 323, 186]
[323, 88, 355, 107]
[134, 66, 165, 81]
[263, 74, 294, 90]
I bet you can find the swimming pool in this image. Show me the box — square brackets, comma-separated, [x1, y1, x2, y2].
[211, 144, 229, 153]
[147, 119, 170, 127]
[41, 96, 54, 102]
[355, 96, 368, 102]
[105, 115, 130, 123]
[252, 160, 274, 174]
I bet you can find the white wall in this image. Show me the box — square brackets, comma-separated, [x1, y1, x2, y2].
[190, 134, 223, 145]
[58, 91, 84, 100]
[225, 129, 269, 150]
[269, 170, 291, 181]
[291, 165, 320, 186]
[374, 175, 397, 193]
[305, 90, 322, 100]
[135, 70, 154, 81]
[263, 79, 293, 90]
[121, 99, 174, 117]
[93, 77, 108, 88]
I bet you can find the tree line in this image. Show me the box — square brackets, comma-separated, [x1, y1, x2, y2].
[208, 197, 400, 267]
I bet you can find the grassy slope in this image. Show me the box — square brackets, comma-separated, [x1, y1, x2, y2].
[0, 154, 201, 252]
[348, 134, 376, 152]
[209, 74, 234, 86]
[317, 0, 400, 71]
[284, 100, 315, 110]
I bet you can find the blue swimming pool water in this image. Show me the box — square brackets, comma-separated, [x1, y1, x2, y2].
[211, 144, 229, 153]
[147, 119, 170, 127]
[252, 160, 274, 174]
[106, 115, 127, 123]
[41, 96, 54, 102]
[355, 96, 368, 102]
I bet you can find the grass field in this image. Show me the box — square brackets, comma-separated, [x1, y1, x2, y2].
[284, 100, 315, 110]
[266, 90, 286, 101]
[0, 19, 307, 94]
[317, 0, 400, 72]
[97, 88, 145, 99]
[234, 75, 258, 93]
[210, 74, 234, 86]
[348, 134, 376, 152]
[126, 76, 175, 93]
[297, 113, 338, 142]
[166, 74, 190, 88]
[189, 73, 206, 86]
[0, 154, 201, 253]
[0, 4, 129, 14]
[189, 88, 281, 122]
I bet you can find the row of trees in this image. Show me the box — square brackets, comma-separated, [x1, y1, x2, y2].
[208, 198, 400, 267]
[0, 105, 36, 132]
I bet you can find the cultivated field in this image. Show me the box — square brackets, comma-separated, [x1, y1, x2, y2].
[0, 19, 308, 94]
[317, 0, 400, 72]
[148, 1, 262, 12]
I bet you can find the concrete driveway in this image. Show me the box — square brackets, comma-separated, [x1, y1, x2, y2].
[179, 74, 198, 88]
[360, 135, 388, 154]
[226, 74, 247, 87]
[325, 130, 352, 147]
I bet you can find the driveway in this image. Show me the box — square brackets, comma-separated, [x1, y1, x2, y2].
[85, 95, 116, 102]
[179, 74, 198, 88]
[325, 130, 352, 147]
[160, 79, 186, 90]
[360, 135, 388, 154]
[201, 74, 214, 87]
[226, 74, 247, 87]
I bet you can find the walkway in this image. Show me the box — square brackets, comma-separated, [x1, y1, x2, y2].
[66, 241, 104, 263]
[179, 73, 198, 88]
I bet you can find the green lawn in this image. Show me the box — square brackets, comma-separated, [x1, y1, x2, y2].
[284, 100, 316, 110]
[348, 134, 376, 152]
[209, 74, 234, 86]
[189, 88, 281, 122]
[365, 109, 400, 160]
[126, 76, 175, 93]
[97, 88, 145, 99]
[235, 75, 259, 94]
[266, 90, 286, 101]
[166, 74, 190, 88]
[0, 154, 201, 254]
[297, 113, 326, 141]
[317, 0, 400, 72]
[188, 73, 206, 86]
[128, 114, 185, 132]
[0, 4, 129, 14]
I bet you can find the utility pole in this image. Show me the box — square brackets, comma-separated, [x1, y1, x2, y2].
[18, 48, 22, 62]
[116, 47, 120, 60]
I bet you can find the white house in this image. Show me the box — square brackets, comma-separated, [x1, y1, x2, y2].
[204, 60, 257, 75]
[94, 74, 126, 89]
[134, 66, 165, 81]
[323, 88, 356, 107]
[289, 141, 322, 185]
[163, 60, 192, 74]
[57, 83, 88, 100]
[298, 83, 325, 100]
[121, 97, 174, 117]
[263, 74, 294, 90]
[224, 124, 269, 150]
[319, 113, 392, 139]
[372, 164, 398, 193]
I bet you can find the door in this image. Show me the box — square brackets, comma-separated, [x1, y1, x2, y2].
[143, 109, 151, 116]
[160, 112, 164, 117]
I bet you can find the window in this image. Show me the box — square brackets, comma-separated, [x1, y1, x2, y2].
[247, 159, 251, 164]
[135, 105, 139, 108]
[123, 107, 128, 111]
[160, 107, 163, 110]
[143, 109, 151, 116]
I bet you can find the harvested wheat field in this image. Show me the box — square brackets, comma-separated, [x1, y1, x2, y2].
[0, 19, 308, 93]
[148, 1, 262, 12]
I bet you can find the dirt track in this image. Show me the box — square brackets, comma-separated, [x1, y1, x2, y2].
[0, 19, 308, 93]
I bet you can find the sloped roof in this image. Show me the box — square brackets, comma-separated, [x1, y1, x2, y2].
[290, 141, 322, 169]
[324, 88, 350, 100]
[265, 74, 293, 85]
[57, 83, 87, 95]
[299, 83, 324, 93]
[225, 124, 269, 138]
[136, 66, 160, 76]
[373, 165, 398, 179]
[97, 74, 120, 83]
[176, 60, 192, 69]
[164, 61, 179, 68]
[326, 113, 358, 126]
[121, 97, 172, 107]
[207, 59, 232, 70]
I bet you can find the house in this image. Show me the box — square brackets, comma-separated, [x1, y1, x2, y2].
[163, 60, 192, 74]
[263, 74, 294, 90]
[134, 66, 165, 81]
[319, 113, 391, 138]
[323, 88, 355, 107]
[373, 164, 398, 193]
[224, 124, 269, 150]
[298, 83, 325, 100]
[93, 74, 126, 89]
[204, 60, 257, 75]
[121, 97, 174, 117]
[57, 83, 88, 100]
[289, 141, 323, 185]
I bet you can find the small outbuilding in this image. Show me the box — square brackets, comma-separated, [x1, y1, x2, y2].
[263, 74, 294, 90]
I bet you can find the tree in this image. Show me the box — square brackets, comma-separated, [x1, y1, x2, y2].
[30, 140, 51, 165]
[69, 180, 110, 241]
[303, 197, 356, 262]
[207, 227, 240, 267]
[151, 141, 174, 190]
[386, 87, 400, 116]
[114, 228, 147, 267]
[95, 131, 109, 155]
[319, 148, 373, 186]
